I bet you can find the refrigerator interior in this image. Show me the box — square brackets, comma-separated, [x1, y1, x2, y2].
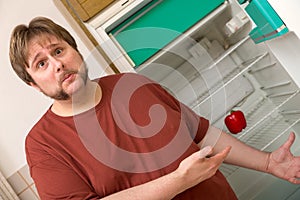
[132, 1, 300, 199]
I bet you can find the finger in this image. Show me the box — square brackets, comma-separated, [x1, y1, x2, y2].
[282, 132, 295, 150]
[288, 177, 300, 185]
[295, 171, 300, 179]
[199, 146, 213, 159]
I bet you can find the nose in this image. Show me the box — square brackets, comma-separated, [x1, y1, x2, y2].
[50, 57, 64, 72]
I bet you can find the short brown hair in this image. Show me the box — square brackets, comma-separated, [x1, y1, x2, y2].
[9, 17, 78, 85]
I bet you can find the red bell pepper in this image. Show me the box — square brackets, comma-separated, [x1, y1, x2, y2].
[224, 110, 247, 134]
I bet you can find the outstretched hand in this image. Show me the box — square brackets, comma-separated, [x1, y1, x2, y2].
[267, 132, 300, 184]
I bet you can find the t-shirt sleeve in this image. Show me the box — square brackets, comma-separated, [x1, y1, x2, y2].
[25, 135, 100, 200]
[180, 102, 209, 144]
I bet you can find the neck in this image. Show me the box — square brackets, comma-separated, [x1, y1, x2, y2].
[51, 79, 102, 116]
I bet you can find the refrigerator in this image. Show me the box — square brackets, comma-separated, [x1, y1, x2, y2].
[79, 0, 300, 199]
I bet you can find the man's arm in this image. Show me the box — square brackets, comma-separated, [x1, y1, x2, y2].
[199, 125, 300, 184]
[30, 144, 230, 200]
[102, 146, 231, 200]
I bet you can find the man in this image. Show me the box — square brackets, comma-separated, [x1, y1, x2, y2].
[9, 17, 300, 200]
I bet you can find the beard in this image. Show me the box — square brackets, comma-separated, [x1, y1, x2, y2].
[40, 64, 89, 101]
[46, 89, 70, 101]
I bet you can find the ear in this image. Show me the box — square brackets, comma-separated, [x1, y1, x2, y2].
[29, 82, 42, 92]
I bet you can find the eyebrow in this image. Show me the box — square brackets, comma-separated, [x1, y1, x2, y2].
[29, 43, 60, 68]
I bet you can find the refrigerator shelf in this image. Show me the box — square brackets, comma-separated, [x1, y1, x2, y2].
[220, 90, 300, 178]
[199, 36, 251, 73]
[191, 52, 268, 110]
[239, 91, 299, 138]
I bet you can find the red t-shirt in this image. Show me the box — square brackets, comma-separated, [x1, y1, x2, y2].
[26, 73, 237, 199]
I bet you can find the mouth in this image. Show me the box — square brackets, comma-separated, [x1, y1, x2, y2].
[61, 72, 77, 84]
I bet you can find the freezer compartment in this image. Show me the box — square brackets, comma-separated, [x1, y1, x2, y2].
[108, 0, 226, 66]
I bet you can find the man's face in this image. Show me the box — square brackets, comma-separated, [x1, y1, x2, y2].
[26, 34, 88, 100]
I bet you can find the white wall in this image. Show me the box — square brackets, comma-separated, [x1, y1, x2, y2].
[0, 0, 110, 178]
[268, 0, 300, 38]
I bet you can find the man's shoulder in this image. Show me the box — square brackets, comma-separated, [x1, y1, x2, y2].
[26, 108, 55, 139]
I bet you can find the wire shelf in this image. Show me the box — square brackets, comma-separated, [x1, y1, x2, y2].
[191, 53, 268, 110]
[220, 90, 300, 178]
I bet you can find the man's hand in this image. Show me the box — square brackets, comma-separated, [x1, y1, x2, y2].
[174, 146, 231, 191]
[267, 132, 300, 184]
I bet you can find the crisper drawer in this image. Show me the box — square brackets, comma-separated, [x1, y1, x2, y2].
[108, 0, 225, 67]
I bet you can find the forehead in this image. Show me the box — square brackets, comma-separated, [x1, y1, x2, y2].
[28, 34, 61, 49]
[27, 34, 62, 58]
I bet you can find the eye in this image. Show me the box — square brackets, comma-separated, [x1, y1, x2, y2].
[55, 48, 63, 55]
[37, 61, 46, 68]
